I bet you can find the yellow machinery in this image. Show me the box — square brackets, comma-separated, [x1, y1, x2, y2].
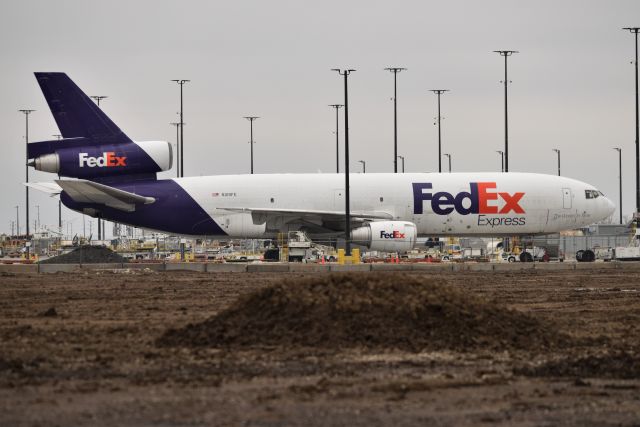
[337, 248, 361, 265]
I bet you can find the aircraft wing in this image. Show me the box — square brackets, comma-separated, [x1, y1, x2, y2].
[219, 207, 394, 232]
[221, 207, 393, 219]
[55, 179, 155, 212]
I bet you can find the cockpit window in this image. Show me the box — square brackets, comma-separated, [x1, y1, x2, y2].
[585, 190, 600, 199]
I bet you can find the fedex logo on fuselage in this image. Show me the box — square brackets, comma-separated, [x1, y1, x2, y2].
[413, 182, 525, 215]
[79, 152, 127, 168]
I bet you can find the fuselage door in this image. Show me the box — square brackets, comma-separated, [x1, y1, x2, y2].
[562, 188, 572, 209]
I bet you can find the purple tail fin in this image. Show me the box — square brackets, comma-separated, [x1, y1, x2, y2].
[34, 72, 131, 144]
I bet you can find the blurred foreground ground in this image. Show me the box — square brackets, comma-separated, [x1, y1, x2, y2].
[1, 269, 639, 426]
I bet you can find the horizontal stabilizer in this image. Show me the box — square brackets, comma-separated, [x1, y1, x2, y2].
[25, 181, 63, 195]
[56, 179, 155, 212]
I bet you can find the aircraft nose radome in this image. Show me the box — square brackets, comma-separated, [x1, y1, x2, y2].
[605, 197, 615, 216]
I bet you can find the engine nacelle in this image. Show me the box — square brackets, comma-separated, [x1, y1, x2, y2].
[351, 221, 418, 253]
[31, 140, 172, 179]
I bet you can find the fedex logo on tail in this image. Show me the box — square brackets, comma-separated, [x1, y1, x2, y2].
[79, 152, 127, 168]
[413, 182, 525, 215]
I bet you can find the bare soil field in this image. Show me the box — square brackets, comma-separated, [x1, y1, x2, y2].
[0, 268, 639, 426]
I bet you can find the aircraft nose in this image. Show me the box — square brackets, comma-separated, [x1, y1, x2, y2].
[604, 197, 615, 216]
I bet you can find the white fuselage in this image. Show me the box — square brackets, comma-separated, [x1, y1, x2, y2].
[171, 172, 614, 238]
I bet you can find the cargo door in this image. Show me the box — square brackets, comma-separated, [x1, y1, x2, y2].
[562, 188, 572, 209]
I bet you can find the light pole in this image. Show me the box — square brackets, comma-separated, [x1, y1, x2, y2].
[358, 160, 366, 173]
[244, 117, 259, 174]
[443, 153, 451, 172]
[397, 155, 405, 173]
[623, 28, 640, 216]
[36, 205, 40, 232]
[614, 147, 623, 224]
[19, 109, 34, 243]
[15, 206, 19, 236]
[53, 134, 63, 232]
[90, 97, 108, 240]
[496, 150, 504, 172]
[552, 149, 561, 176]
[329, 104, 343, 173]
[430, 90, 449, 172]
[171, 79, 190, 178]
[170, 122, 180, 177]
[332, 68, 356, 256]
[385, 67, 407, 173]
[494, 50, 518, 172]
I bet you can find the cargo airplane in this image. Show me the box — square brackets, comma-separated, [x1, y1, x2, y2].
[27, 73, 615, 252]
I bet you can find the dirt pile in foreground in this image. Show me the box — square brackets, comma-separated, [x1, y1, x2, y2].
[40, 245, 127, 264]
[158, 273, 566, 351]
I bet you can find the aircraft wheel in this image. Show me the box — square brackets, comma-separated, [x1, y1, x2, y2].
[583, 250, 595, 262]
[519, 252, 534, 262]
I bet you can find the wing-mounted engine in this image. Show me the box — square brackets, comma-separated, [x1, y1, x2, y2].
[351, 221, 418, 252]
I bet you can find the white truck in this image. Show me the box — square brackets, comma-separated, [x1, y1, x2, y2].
[577, 229, 640, 262]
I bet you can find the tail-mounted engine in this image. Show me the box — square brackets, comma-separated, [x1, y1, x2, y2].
[28, 139, 172, 179]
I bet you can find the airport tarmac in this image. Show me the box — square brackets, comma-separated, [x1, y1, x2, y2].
[1, 269, 639, 426]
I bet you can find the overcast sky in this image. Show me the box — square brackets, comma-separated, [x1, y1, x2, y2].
[1, 0, 639, 237]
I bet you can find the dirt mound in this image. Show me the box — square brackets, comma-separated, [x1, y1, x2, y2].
[40, 245, 127, 264]
[158, 273, 566, 352]
[516, 351, 640, 379]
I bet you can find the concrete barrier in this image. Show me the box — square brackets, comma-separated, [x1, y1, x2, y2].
[288, 264, 331, 272]
[614, 261, 640, 270]
[206, 263, 249, 273]
[79, 263, 124, 270]
[38, 264, 82, 274]
[575, 261, 616, 270]
[11, 259, 640, 274]
[125, 263, 166, 271]
[370, 263, 413, 272]
[533, 262, 575, 270]
[450, 263, 469, 272]
[492, 263, 535, 272]
[165, 263, 206, 272]
[464, 263, 495, 272]
[0, 264, 38, 274]
[247, 263, 291, 273]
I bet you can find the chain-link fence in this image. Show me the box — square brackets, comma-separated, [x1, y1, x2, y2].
[531, 235, 633, 260]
